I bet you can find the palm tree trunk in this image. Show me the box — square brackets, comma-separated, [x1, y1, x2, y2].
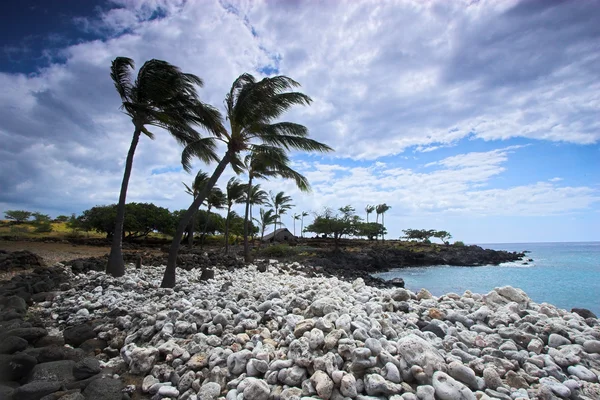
[107, 128, 141, 277]
[300, 216, 304, 238]
[273, 206, 278, 235]
[382, 213, 385, 242]
[243, 177, 253, 262]
[188, 211, 196, 248]
[224, 205, 231, 254]
[293, 218, 296, 236]
[199, 205, 212, 250]
[162, 150, 233, 288]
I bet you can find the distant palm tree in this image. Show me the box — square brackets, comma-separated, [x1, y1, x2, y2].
[236, 145, 309, 261]
[256, 208, 278, 244]
[269, 191, 294, 234]
[376, 203, 392, 241]
[293, 214, 301, 236]
[161, 73, 332, 288]
[245, 184, 268, 228]
[365, 205, 375, 223]
[107, 57, 223, 277]
[199, 187, 226, 248]
[224, 177, 246, 253]
[300, 211, 309, 238]
[182, 171, 210, 248]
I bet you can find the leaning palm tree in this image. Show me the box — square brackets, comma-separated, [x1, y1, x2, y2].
[269, 191, 294, 233]
[300, 211, 309, 238]
[376, 203, 392, 241]
[245, 184, 268, 227]
[161, 73, 332, 287]
[182, 171, 210, 247]
[224, 177, 246, 253]
[236, 145, 309, 261]
[106, 57, 223, 277]
[365, 205, 376, 223]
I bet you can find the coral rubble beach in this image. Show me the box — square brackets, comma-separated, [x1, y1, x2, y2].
[1, 253, 599, 400]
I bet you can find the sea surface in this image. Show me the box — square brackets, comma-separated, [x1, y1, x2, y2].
[374, 242, 600, 316]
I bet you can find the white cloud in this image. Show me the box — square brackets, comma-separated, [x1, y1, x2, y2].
[0, 0, 599, 243]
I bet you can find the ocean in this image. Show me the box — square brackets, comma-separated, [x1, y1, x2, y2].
[373, 242, 600, 316]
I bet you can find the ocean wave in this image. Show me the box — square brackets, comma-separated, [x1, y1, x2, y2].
[497, 260, 534, 268]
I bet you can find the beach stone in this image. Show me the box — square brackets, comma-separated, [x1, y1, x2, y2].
[125, 345, 158, 374]
[0, 353, 38, 381]
[63, 324, 95, 347]
[571, 308, 597, 319]
[1, 327, 48, 343]
[11, 381, 61, 400]
[483, 367, 503, 390]
[567, 365, 597, 382]
[539, 377, 571, 398]
[246, 358, 269, 376]
[280, 387, 303, 400]
[417, 289, 433, 300]
[505, 370, 529, 389]
[227, 349, 252, 375]
[583, 340, 600, 354]
[310, 370, 334, 399]
[198, 382, 221, 400]
[340, 373, 358, 397]
[396, 334, 446, 378]
[448, 362, 479, 390]
[142, 375, 159, 393]
[421, 322, 445, 338]
[158, 385, 180, 397]
[392, 289, 412, 302]
[548, 334, 571, 348]
[527, 338, 544, 354]
[82, 377, 123, 400]
[0, 335, 28, 354]
[364, 373, 403, 396]
[432, 371, 476, 400]
[310, 297, 339, 317]
[383, 362, 402, 383]
[294, 319, 315, 338]
[28, 360, 76, 384]
[186, 352, 208, 370]
[73, 357, 101, 380]
[242, 378, 270, 400]
[416, 384, 435, 400]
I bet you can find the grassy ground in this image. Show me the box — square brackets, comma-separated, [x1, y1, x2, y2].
[0, 220, 105, 239]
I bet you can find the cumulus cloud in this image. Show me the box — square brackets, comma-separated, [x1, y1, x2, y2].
[0, 0, 598, 241]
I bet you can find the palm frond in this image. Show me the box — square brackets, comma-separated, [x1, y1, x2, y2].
[110, 57, 134, 103]
[258, 133, 333, 153]
[181, 138, 219, 173]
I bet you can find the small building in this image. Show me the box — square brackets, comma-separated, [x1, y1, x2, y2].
[262, 228, 297, 243]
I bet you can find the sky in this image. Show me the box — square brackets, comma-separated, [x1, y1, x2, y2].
[0, 0, 599, 244]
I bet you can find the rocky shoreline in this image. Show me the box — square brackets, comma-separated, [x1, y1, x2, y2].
[1, 253, 599, 400]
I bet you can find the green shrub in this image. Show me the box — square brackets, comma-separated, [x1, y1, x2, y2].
[259, 244, 299, 258]
[454, 240, 465, 247]
[34, 223, 53, 233]
[10, 226, 31, 234]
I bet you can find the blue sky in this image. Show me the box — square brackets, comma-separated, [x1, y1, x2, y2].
[1, 0, 599, 243]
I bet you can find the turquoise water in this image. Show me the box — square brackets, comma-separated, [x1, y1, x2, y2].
[374, 242, 600, 315]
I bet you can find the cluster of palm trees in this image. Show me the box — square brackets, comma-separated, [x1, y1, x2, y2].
[365, 203, 392, 240]
[106, 57, 333, 287]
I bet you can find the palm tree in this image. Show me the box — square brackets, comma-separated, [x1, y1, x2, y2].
[237, 146, 309, 261]
[245, 184, 268, 228]
[182, 171, 210, 248]
[106, 57, 223, 277]
[300, 211, 309, 238]
[365, 205, 375, 223]
[269, 191, 294, 234]
[199, 187, 226, 248]
[376, 203, 392, 241]
[256, 208, 278, 244]
[161, 73, 332, 287]
[293, 214, 301, 236]
[224, 177, 246, 253]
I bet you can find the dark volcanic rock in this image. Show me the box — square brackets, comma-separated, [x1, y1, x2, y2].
[0, 336, 28, 354]
[73, 358, 101, 380]
[28, 360, 76, 384]
[63, 324, 96, 347]
[572, 308, 597, 319]
[0, 250, 46, 271]
[0, 327, 48, 343]
[0, 295, 28, 314]
[11, 380, 61, 400]
[0, 353, 38, 382]
[82, 377, 123, 400]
